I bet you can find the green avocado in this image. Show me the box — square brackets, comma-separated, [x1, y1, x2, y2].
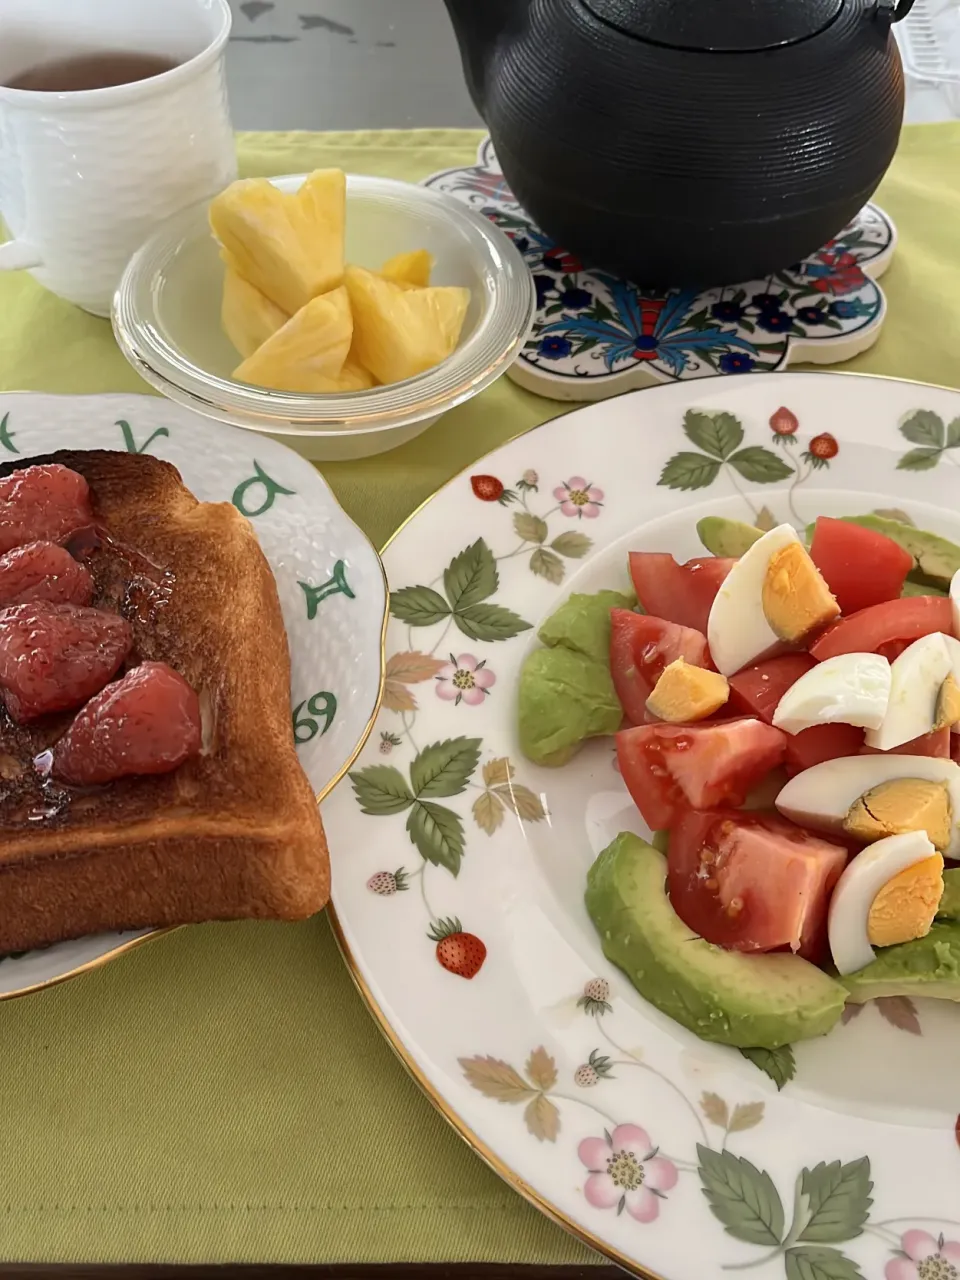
[697, 516, 763, 558]
[900, 580, 947, 598]
[537, 588, 635, 663]
[518, 646, 622, 767]
[842, 921, 960, 1003]
[937, 868, 960, 920]
[584, 833, 847, 1049]
[827, 515, 960, 589]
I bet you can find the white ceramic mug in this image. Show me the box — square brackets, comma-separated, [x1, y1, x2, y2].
[0, 0, 236, 315]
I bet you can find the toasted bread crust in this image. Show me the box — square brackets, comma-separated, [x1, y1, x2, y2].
[0, 450, 329, 953]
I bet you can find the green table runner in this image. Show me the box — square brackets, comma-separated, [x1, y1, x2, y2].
[0, 126, 957, 1265]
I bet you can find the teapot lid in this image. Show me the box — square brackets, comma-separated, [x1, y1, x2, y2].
[583, 0, 845, 52]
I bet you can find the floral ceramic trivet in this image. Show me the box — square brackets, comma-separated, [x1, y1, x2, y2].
[424, 139, 896, 403]
[325, 371, 960, 1280]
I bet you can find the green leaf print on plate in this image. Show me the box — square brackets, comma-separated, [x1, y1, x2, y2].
[798, 1159, 873, 1243]
[660, 410, 801, 493]
[351, 737, 483, 876]
[739, 1044, 797, 1090]
[896, 409, 960, 472]
[390, 538, 533, 642]
[697, 1145, 786, 1246]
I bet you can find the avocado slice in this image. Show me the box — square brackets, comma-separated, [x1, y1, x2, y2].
[518, 646, 621, 766]
[584, 833, 847, 1048]
[842, 921, 960, 1003]
[697, 516, 763, 559]
[537, 588, 635, 663]
[901, 580, 947, 598]
[834, 515, 960, 589]
[937, 868, 960, 920]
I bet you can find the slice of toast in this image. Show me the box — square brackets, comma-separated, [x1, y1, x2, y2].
[0, 449, 329, 954]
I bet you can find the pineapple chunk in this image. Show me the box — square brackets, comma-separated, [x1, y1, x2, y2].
[233, 286, 353, 392]
[221, 267, 289, 359]
[344, 266, 470, 385]
[332, 358, 376, 392]
[209, 169, 346, 315]
[380, 249, 433, 289]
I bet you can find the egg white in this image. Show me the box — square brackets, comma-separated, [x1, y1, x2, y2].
[863, 632, 952, 751]
[772, 652, 890, 735]
[707, 524, 800, 677]
[775, 754, 960, 857]
[827, 830, 936, 976]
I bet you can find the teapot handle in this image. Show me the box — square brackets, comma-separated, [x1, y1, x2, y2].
[874, 0, 916, 24]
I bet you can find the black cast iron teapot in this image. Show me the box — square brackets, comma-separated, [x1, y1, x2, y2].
[444, 0, 914, 287]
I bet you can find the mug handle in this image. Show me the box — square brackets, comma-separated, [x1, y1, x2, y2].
[0, 240, 42, 270]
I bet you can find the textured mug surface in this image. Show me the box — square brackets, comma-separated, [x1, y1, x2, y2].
[0, 0, 236, 315]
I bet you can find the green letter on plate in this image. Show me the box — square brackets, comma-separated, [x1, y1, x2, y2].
[232, 461, 296, 517]
[300, 559, 355, 619]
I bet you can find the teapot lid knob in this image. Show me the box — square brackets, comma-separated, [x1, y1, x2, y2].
[584, 0, 844, 52]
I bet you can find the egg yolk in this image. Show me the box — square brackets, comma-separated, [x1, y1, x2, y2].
[935, 673, 960, 731]
[867, 853, 944, 948]
[645, 659, 729, 723]
[761, 542, 840, 643]
[843, 778, 952, 852]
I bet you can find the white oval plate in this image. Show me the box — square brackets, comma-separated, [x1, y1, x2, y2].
[325, 372, 960, 1280]
[0, 392, 386, 998]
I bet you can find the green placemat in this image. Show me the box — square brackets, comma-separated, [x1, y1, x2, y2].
[0, 125, 957, 1265]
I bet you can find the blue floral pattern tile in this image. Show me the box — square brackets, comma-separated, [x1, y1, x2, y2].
[424, 138, 895, 401]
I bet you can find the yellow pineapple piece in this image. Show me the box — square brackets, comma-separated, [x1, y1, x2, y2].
[421, 285, 470, 351]
[379, 249, 433, 289]
[221, 267, 289, 359]
[344, 266, 470, 385]
[209, 169, 346, 315]
[331, 358, 377, 392]
[233, 286, 353, 392]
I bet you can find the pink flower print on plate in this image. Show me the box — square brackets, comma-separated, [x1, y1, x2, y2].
[435, 653, 496, 707]
[578, 1124, 678, 1223]
[554, 476, 604, 519]
[886, 1231, 960, 1280]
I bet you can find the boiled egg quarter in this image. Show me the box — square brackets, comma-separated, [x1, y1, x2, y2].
[707, 524, 838, 677]
[863, 632, 952, 751]
[772, 652, 890, 734]
[827, 830, 943, 975]
[939, 632, 960, 731]
[646, 659, 729, 723]
[775, 753, 960, 857]
[951, 567, 960, 639]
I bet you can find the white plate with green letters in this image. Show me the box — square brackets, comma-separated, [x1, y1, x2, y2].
[325, 372, 960, 1280]
[0, 392, 385, 999]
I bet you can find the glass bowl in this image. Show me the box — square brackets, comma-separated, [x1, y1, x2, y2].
[112, 173, 535, 461]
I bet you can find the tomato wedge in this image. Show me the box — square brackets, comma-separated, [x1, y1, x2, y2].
[809, 516, 913, 615]
[609, 609, 710, 725]
[616, 718, 786, 829]
[782, 723, 864, 775]
[810, 596, 954, 661]
[667, 809, 848, 960]
[727, 653, 863, 773]
[628, 553, 735, 635]
[728, 653, 816, 722]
